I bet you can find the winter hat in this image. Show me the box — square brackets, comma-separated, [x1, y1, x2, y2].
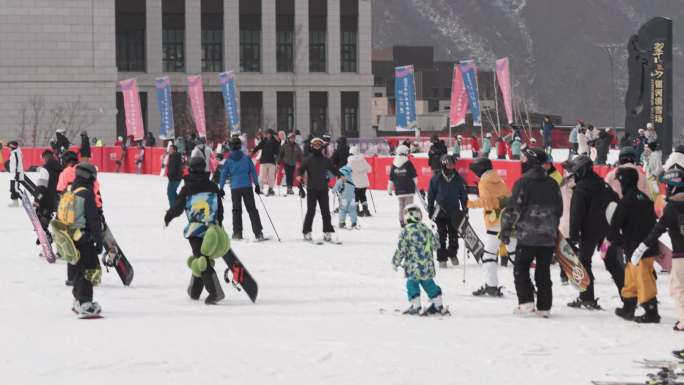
[339, 165, 352, 178]
[188, 157, 207, 174]
[529, 138, 537, 144]
[665, 151, 684, 171]
[7, 140, 18, 149]
[349, 146, 360, 156]
[618, 146, 637, 165]
[396, 145, 409, 156]
[457, 135, 463, 141]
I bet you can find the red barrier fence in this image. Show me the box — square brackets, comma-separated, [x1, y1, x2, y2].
[2, 146, 615, 191]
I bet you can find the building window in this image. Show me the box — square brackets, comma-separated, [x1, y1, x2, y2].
[276, 0, 294, 73]
[240, 92, 263, 136]
[240, 0, 261, 73]
[115, 0, 145, 72]
[202, 0, 223, 72]
[277, 92, 295, 133]
[309, 0, 326, 72]
[310, 92, 328, 136]
[341, 92, 359, 138]
[340, 1, 358, 73]
[162, 0, 185, 72]
[340, 31, 357, 73]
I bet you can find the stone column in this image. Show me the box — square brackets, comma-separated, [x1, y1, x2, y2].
[263, 89, 277, 131]
[146, 0, 163, 74]
[261, 0, 276, 73]
[359, 88, 374, 137]
[327, 0, 340, 74]
[224, 0, 240, 72]
[185, 0, 202, 74]
[357, 0, 371, 75]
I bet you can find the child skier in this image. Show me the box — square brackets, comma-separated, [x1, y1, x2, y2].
[165, 156, 226, 305]
[388, 145, 417, 227]
[332, 165, 358, 229]
[606, 167, 660, 324]
[392, 204, 448, 316]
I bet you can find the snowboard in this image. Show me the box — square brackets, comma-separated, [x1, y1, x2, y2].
[18, 188, 57, 263]
[102, 223, 134, 286]
[457, 215, 485, 263]
[657, 241, 673, 272]
[555, 232, 590, 292]
[222, 249, 258, 303]
[159, 152, 169, 177]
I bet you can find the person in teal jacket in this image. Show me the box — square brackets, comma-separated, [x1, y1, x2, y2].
[482, 132, 492, 158]
[510, 135, 522, 160]
[392, 204, 449, 316]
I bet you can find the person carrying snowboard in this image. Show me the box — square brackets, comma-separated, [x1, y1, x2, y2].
[332, 165, 358, 229]
[7, 140, 23, 207]
[297, 137, 340, 242]
[34, 150, 63, 245]
[606, 167, 660, 324]
[388, 145, 417, 227]
[392, 204, 448, 316]
[427, 154, 467, 268]
[500, 147, 562, 317]
[218, 136, 264, 241]
[165, 156, 226, 305]
[468, 157, 516, 297]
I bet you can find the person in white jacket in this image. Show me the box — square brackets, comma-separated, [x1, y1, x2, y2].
[577, 126, 589, 156]
[7, 141, 24, 207]
[347, 146, 372, 216]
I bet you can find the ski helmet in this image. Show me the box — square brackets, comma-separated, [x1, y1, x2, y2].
[339, 165, 352, 178]
[75, 162, 97, 181]
[618, 146, 637, 165]
[229, 136, 242, 151]
[188, 156, 206, 174]
[396, 145, 409, 156]
[469, 157, 493, 178]
[616, 167, 639, 193]
[61, 150, 78, 165]
[440, 154, 456, 168]
[7, 140, 18, 149]
[664, 151, 684, 171]
[568, 155, 593, 181]
[403, 204, 423, 224]
[664, 167, 684, 197]
[521, 147, 547, 166]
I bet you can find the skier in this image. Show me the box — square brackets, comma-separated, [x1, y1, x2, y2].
[500, 147, 562, 317]
[567, 155, 620, 310]
[606, 167, 660, 324]
[428, 135, 447, 176]
[392, 204, 449, 316]
[388, 144, 417, 227]
[218, 136, 264, 241]
[56, 162, 104, 318]
[297, 137, 340, 242]
[332, 165, 358, 229]
[252, 129, 280, 196]
[165, 156, 225, 305]
[427, 154, 468, 268]
[348, 145, 372, 217]
[7, 140, 23, 207]
[468, 157, 517, 296]
[166, 144, 184, 208]
[278, 132, 302, 194]
[604, 146, 650, 199]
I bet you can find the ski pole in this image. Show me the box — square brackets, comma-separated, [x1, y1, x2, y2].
[369, 189, 377, 213]
[462, 242, 467, 285]
[257, 193, 281, 242]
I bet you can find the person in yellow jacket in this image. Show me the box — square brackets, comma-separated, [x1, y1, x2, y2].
[468, 157, 517, 297]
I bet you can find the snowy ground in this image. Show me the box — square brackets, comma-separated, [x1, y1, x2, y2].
[0, 171, 678, 385]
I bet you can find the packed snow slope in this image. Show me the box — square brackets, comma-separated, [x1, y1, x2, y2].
[0, 172, 678, 385]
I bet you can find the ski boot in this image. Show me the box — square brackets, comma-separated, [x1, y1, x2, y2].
[402, 297, 422, 315]
[500, 256, 509, 267]
[303, 232, 313, 241]
[674, 322, 684, 332]
[513, 302, 536, 316]
[449, 255, 459, 266]
[202, 269, 225, 305]
[255, 232, 266, 242]
[323, 232, 333, 242]
[232, 232, 243, 241]
[362, 204, 372, 217]
[634, 299, 660, 324]
[537, 310, 550, 319]
[267, 188, 275, 196]
[673, 349, 684, 360]
[65, 279, 74, 286]
[77, 301, 102, 319]
[351, 223, 360, 230]
[438, 261, 448, 269]
[614, 298, 636, 321]
[338, 223, 346, 230]
[567, 297, 602, 310]
[287, 187, 294, 195]
[420, 296, 449, 316]
[472, 284, 503, 297]
[187, 275, 204, 300]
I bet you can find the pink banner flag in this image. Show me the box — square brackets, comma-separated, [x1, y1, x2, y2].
[187, 75, 207, 138]
[119, 78, 145, 141]
[449, 64, 468, 127]
[495, 57, 513, 125]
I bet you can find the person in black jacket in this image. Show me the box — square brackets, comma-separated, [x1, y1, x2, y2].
[427, 154, 468, 267]
[428, 135, 447, 175]
[606, 167, 660, 323]
[331, 136, 350, 170]
[79, 131, 91, 161]
[388, 145, 417, 227]
[297, 137, 340, 242]
[166, 145, 184, 208]
[50, 128, 71, 160]
[567, 155, 620, 309]
[165, 157, 225, 304]
[253, 129, 281, 196]
[500, 147, 562, 317]
[34, 150, 63, 242]
[595, 128, 612, 165]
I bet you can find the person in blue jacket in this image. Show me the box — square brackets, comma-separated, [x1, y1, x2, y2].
[219, 136, 264, 241]
[427, 154, 468, 268]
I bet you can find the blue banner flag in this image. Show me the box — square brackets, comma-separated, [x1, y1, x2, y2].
[155, 76, 174, 139]
[219, 71, 240, 134]
[459, 60, 482, 127]
[394, 65, 417, 131]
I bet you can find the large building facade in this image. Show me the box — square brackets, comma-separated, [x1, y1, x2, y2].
[0, 0, 373, 146]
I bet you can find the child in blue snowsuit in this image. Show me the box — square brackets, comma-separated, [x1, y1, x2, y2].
[332, 165, 358, 229]
[392, 204, 448, 315]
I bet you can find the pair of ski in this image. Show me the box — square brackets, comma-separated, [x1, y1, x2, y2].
[591, 359, 684, 385]
[379, 307, 451, 317]
[305, 237, 342, 246]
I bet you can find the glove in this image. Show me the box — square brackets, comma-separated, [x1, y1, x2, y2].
[299, 186, 306, 199]
[93, 240, 103, 256]
[631, 243, 648, 266]
[164, 213, 172, 227]
[219, 189, 226, 199]
[254, 185, 261, 195]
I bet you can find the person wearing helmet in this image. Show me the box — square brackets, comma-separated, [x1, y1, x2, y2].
[388, 145, 417, 227]
[468, 157, 516, 297]
[500, 147, 562, 317]
[218, 136, 264, 241]
[606, 167, 660, 324]
[297, 137, 341, 242]
[165, 156, 225, 305]
[604, 146, 651, 199]
[278, 132, 303, 194]
[62, 162, 104, 318]
[427, 154, 468, 267]
[391, 204, 448, 316]
[641, 160, 684, 331]
[7, 140, 23, 207]
[567, 155, 621, 310]
[347, 145, 372, 217]
[332, 165, 358, 229]
[427, 135, 447, 175]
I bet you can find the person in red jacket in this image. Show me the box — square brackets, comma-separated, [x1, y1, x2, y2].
[470, 134, 480, 158]
[496, 137, 507, 160]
